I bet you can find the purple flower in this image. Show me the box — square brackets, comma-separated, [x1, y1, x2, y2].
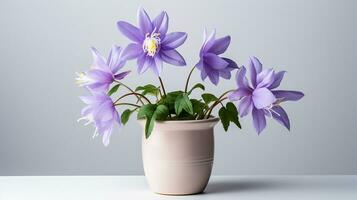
[195, 29, 238, 85]
[117, 8, 187, 75]
[78, 92, 120, 146]
[229, 57, 304, 134]
[76, 46, 130, 92]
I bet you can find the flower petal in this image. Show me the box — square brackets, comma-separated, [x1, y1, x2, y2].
[249, 56, 262, 87]
[239, 96, 253, 117]
[203, 53, 228, 70]
[114, 70, 130, 80]
[252, 87, 276, 109]
[137, 54, 152, 74]
[207, 70, 219, 85]
[222, 57, 239, 69]
[121, 43, 143, 60]
[207, 36, 231, 55]
[235, 66, 250, 89]
[90, 47, 109, 72]
[269, 71, 286, 89]
[137, 7, 153, 35]
[160, 50, 186, 66]
[108, 45, 125, 73]
[202, 29, 216, 54]
[272, 90, 304, 102]
[229, 88, 251, 101]
[161, 32, 187, 50]
[152, 11, 168, 35]
[116, 21, 143, 43]
[252, 107, 266, 134]
[271, 106, 290, 130]
[152, 55, 163, 76]
[257, 68, 275, 88]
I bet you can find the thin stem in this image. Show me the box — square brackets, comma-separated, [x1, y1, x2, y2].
[204, 89, 236, 119]
[114, 102, 141, 108]
[158, 77, 167, 96]
[114, 81, 145, 105]
[205, 97, 228, 119]
[184, 66, 195, 93]
[114, 92, 151, 104]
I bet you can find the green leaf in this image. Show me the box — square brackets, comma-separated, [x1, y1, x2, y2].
[219, 107, 230, 131]
[158, 91, 183, 114]
[191, 99, 207, 118]
[218, 102, 241, 132]
[188, 83, 205, 94]
[108, 84, 120, 96]
[135, 84, 160, 96]
[202, 93, 218, 105]
[226, 102, 241, 128]
[121, 109, 132, 125]
[175, 93, 194, 116]
[137, 104, 156, 119]
[144, 104, 169, 138]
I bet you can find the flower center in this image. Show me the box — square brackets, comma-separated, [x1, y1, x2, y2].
[142, 32, 161, 57]
[75, 72, 94, 86]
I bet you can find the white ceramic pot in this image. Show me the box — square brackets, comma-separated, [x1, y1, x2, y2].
[139, 117, 219, 195]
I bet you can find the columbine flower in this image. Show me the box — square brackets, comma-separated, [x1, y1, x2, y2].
[76, 46, 130, 92]
[195, 29, 238, 85]
[78, 92, 120, 146]
[229, 57, 304, 134]
[117, 7, 187, 75]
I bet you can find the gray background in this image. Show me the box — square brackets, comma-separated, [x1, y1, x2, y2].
[0, 0, 356, 175]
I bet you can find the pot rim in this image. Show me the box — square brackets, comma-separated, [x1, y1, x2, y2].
[137, 116, 219, 124]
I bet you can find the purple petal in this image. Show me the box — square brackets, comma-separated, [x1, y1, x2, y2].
[161, 32, 187, 50]
[116, 21, 143, 43]
[202, 29, 216, 54]
[121, 43, 143, 60]
[272, 90, 304, 102]
[252, 87, 276, 109]
[137, 54, 153, 74]
[207, 70, 219, 85]
[271, 106, 290, 130]
[252, 107, 266, 134]
[137, 7, 153, 35]
[108, 45, 125, 73]
[229, 88, 251, 101]
[249, 56, 262, 87]
[235, 66, 250, 89]
[94, 101, 115, 122]
[90, 47, 109, 72]
[257, 69, 275, 88]
[152, 11, 168, 35]
[219, 69, 231, 79]
[207, 36, 231, 55]
[239, 96, 253, 117]
[222, 57, 239, 69]
[87, 70, 113, 83]
[203, 53, 229, 69]
[269, 71, 286, 89]
[114, 70, 130, 80]
[160, 50, 186, 66]
[152, 55, 163, 76]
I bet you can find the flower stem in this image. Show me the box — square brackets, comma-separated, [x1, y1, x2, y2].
[204, 89, 235, 119]
[114, 102, 141, 108]
[184, 66, 195, 93]
[158, 76, 167, 97]
[114, 92, 151, 104]
[114, 81, 145, 105]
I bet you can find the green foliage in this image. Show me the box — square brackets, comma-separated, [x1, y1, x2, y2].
[175, 93, 194, 116]
[158, 91, 183, 114]
[108, 84, 120, 96]
[137, 104, 169, 138]
[191, 99, 208, 119]
[219, 102, 241, 131]
[121, 109, 133, 125]
[188, 83, 205, 94]
[202, 93, 218, 105]
[135, 84, 160, 97]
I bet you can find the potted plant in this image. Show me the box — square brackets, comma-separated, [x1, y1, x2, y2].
[76, 7, 304, 195]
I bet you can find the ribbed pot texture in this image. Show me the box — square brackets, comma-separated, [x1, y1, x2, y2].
[139, 118, 219, 195]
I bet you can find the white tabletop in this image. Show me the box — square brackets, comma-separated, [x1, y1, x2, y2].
[0, 176, 356, 200]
